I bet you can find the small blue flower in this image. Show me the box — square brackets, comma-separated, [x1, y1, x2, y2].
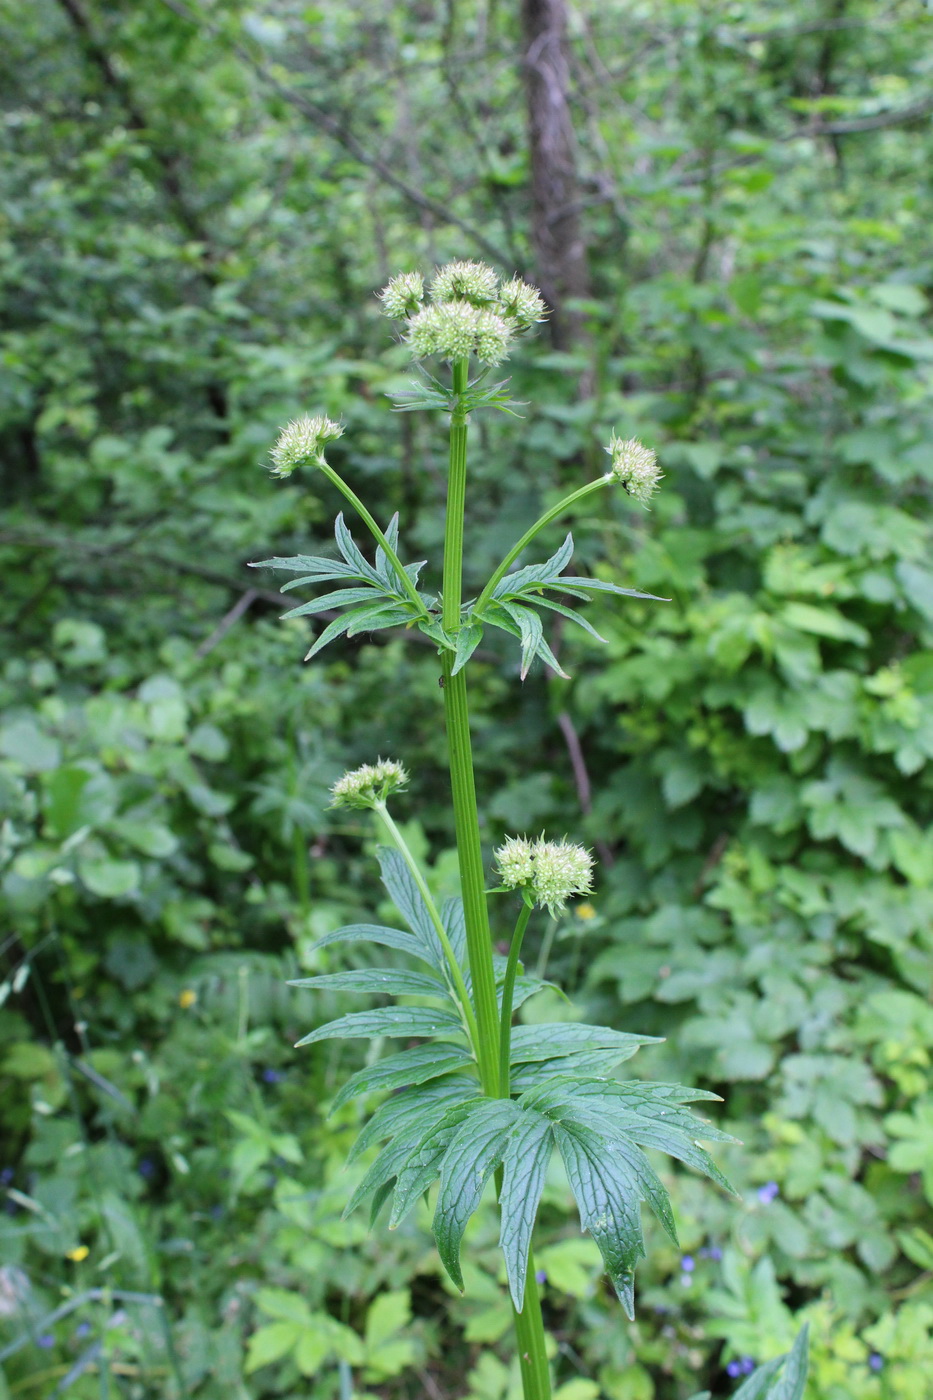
[868, 1353, 884, 1372]
[756, 1181, 779, 1204]
[138, 1158, 155, 1179]
[700, 1244, 723, 1261]
[38, 1334, 55, 1349]
[534, 1269, 547, 1285]
[726, 1360, 742, 1378]
[740, 1357, 756, 1375]
[681, 1254, 695, 1273]
[0, 1167, 14, 1185]
[262, 1068, 283, 1084]
[75, 1322, 91, 1339]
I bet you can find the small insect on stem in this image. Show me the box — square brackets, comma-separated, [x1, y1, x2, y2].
[438, 675, 446, 688]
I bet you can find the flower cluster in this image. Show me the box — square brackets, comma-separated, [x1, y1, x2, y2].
[378, 260, 547, 367]
[606, 434, 662, 506]
[269, 414, 343, 478]
[330, 758, 409, 810]
[494, 834, 594, 916]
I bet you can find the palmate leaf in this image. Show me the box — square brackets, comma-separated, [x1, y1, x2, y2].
[330, 1043, 476, 1113]
[389, 1099, 489, 1227]
[555, 1118, 646, 1318]
[347, 1077, 478, 1164]
[498, 1110, 553, 1308]
[433, 1099, 523, 1289]
[343, 1097, 480, 1220]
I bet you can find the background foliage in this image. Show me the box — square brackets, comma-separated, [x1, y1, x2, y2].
[2, 1, 933, 1396]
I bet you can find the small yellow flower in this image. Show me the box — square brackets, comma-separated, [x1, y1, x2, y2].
[66, 1245, 89, 1262]
[576, 902, 597, 921]
[178, 989, 197, 1009]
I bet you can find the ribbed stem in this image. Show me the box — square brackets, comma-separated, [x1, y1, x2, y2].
[499, 902, 532, 1097]
[441, 357, 501, 1098]
[443, 357, 552, 1400]
[512, 1258, 551, 1400]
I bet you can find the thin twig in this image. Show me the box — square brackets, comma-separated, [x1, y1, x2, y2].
[556, 711, 614, 866]
[196, 588, 259, 656]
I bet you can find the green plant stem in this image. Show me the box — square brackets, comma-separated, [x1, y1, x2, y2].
[444, 358, 552, 1400]
[441, 357, 501, 1099]
[373, 801, 480, 1054]
[512, 1258, 551, 1400]
[317, 459, 429, 617]
[474, 475, 611, 614]
[498, 902, 532, 1096]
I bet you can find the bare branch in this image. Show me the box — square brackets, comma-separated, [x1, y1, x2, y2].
[155, 0, 510, 267]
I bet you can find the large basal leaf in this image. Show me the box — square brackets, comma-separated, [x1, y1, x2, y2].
[330, 1043, 476, 1113]
[343, 1097, 480, 1219]
[498, 1110, 553, 1309]
[432, 1099, 522, 1290]
[347, 1077, 479, 1164]
[294, 1005, 463, 1048]
[554, 1119, 646, 1319]
[509, 1024, 662, 1066]
[389, 1099, 487, 1227]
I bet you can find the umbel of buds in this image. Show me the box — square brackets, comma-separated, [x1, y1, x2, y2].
[607, 434, 662, 506]
[269, 414, 343, 478]
[494, 835, 594, 916]
[330, 759, 409, 810]
[379, 260, 547, 368]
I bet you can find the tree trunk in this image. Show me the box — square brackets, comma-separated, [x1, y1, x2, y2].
[520, 0, 590, 349]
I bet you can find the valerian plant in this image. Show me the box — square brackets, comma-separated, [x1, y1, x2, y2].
[254, 262, 749, 1400]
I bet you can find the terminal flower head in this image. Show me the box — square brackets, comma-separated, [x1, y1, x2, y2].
[330, 758, 409, 810]
[378, 271, 424, 319]
[431, 259, 499, 306]
[494, 836, 536, 889]
[384, 261, 547, 368]
[494, 834, 594, 916]
[606, 434, 662, 506]
[269, 414, 343, 478]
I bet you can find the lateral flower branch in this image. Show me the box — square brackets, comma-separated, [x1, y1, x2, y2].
[255, 260, 734, 1400]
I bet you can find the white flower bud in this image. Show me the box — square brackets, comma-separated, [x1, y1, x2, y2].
[378, 271, 424, 319]
[431, 260, 499, 306]
[330, 758, 409, 810]
[530, 839, 594, 916]
[494, 834, 594, 916]
[494, 836, 536, 889]
[269, 414, 343, 478]
[607, 435, 662, 506]
[498, 277, 547, 331]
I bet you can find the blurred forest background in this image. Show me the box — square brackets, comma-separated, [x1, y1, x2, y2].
[2, 1, 933, 1396]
